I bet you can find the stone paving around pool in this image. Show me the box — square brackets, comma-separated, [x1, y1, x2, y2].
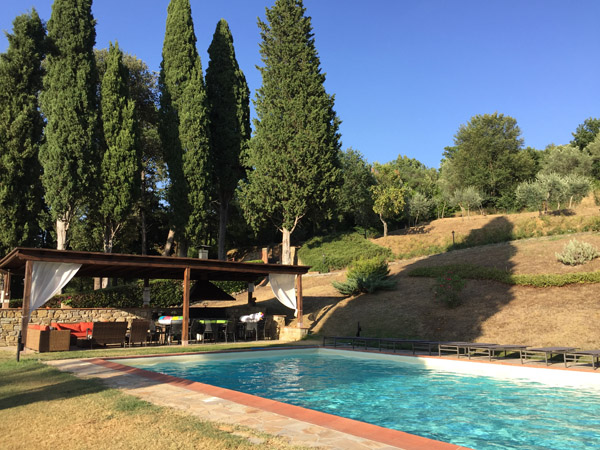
[45, 346, 599, 450]
[46, 358, 404, 450]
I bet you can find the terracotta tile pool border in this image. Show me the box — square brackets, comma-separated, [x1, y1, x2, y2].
[88, 345, 598, 449]
[89, 347, 470, 450]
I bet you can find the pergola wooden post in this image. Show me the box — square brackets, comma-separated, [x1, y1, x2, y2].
[182, 266, 190, 345]
[296, 275, 303, 328]
[20, 261, 33, 348]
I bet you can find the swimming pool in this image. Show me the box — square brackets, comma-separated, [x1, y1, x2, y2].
[115, 348, 600, 449]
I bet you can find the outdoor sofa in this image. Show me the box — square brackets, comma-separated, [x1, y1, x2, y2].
[51, 321, 128, 348]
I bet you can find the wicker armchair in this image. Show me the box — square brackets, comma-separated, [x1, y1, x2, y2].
[26, 326, 70, 352]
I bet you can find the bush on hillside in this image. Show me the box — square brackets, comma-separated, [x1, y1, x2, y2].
[432, 270, 465, 308]
[332, 256, 396, 296]
[298, 232, 392, 272]
[555, 239, 599, 266]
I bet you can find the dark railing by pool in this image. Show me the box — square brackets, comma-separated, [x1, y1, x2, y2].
[322, 336, 440, 355]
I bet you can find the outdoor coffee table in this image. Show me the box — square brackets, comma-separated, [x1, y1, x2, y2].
[520, 347, 576, 366]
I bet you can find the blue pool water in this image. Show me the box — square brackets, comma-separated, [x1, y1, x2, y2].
[118, 349, 600, 449]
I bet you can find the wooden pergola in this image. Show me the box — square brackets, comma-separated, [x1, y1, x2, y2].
[0, 248, 310, 346]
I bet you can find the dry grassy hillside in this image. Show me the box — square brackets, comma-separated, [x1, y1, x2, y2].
[219, 200, 600, 349]
[373, 195, 600, 257]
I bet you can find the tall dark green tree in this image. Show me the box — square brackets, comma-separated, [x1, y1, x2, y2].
[338, 148, 376, 229]
[440, 112, 536, 210]
[99, 42, 140, 255]
[240, 0, 341, 264]
[206, 19, 251, 260]
[0, 10, 46, 255]
[571, 117, 600, 151]
[39, 0, 98, 250]
[158, 0, 211, 256]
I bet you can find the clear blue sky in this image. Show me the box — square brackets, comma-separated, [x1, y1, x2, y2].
[1, 0, 599, 168]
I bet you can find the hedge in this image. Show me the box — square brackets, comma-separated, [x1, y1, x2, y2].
[408, 264, 600, 287]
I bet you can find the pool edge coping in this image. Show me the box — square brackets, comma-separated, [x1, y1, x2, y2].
[89, 346, 471, 450]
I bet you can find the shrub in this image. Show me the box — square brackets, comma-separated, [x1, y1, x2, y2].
[432, 270, 465, 308]
[555, 239, 600, 266]
[332, 256, 396, 296]
[298, 232, 392, 273]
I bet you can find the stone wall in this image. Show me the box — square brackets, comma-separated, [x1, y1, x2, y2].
[0, 305, 272, 346]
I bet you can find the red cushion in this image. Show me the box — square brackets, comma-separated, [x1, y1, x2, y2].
[51, 322, 93, 335]
[79, 322, 94, 332]
[28, 324, 49, 331]
[51, 322, 80, 332]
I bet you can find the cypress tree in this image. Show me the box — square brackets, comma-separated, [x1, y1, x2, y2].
[159, 0, 211, 256]
[206, 19, 250, 260]
[39, 0, 99, 250]
[0, 10, 46, 255]
[240, 0, 342, 264]
[99, 42, 140, 254]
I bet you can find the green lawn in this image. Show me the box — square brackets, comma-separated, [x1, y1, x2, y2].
[0, 344, 306, 449]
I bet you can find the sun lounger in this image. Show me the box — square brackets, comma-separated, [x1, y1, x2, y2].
[520, 347, 576, 366]
[438, 342, 496, 358]
[563, 350, 600, 369]
[468, 344, 528, 361]
[409, 340, 440, 355]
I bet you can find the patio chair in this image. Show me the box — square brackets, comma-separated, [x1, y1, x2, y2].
[127, 319, 150, 347]
[190, 319, 205, 344]
[245, 321, 258, 340]
[219, 320, 236, 343]
[201, 321, 217, 343]
[168, 322, 182, 344]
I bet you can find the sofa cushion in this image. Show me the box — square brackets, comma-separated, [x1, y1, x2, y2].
[28, 324, 49, 331]
[51, 322, 94, 336]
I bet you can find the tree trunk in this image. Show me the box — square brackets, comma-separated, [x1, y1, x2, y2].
[163, 229, 175, 256]
[102, 229, 114, 288]
[379, 214, 388, 237]
[217, 199, 229, 260]
[140, 169, 147, 256]
[176, 238, 188, 258]
[140, 207, 147, 256]
[56, 218, 68, 250]
[281, 228, 291, 264]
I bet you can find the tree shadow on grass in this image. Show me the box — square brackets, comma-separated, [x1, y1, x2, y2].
[0, 370, 107, 410]
[399, 216, 517, 342]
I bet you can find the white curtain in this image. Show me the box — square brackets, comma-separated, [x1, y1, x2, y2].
[269, 274, 297, 317]
[27, 261, 81, 321]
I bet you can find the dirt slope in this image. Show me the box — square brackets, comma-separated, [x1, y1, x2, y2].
[221, 200, 600, 348]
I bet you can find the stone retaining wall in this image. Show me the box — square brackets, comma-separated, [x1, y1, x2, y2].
[0, 305, 269, 346]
